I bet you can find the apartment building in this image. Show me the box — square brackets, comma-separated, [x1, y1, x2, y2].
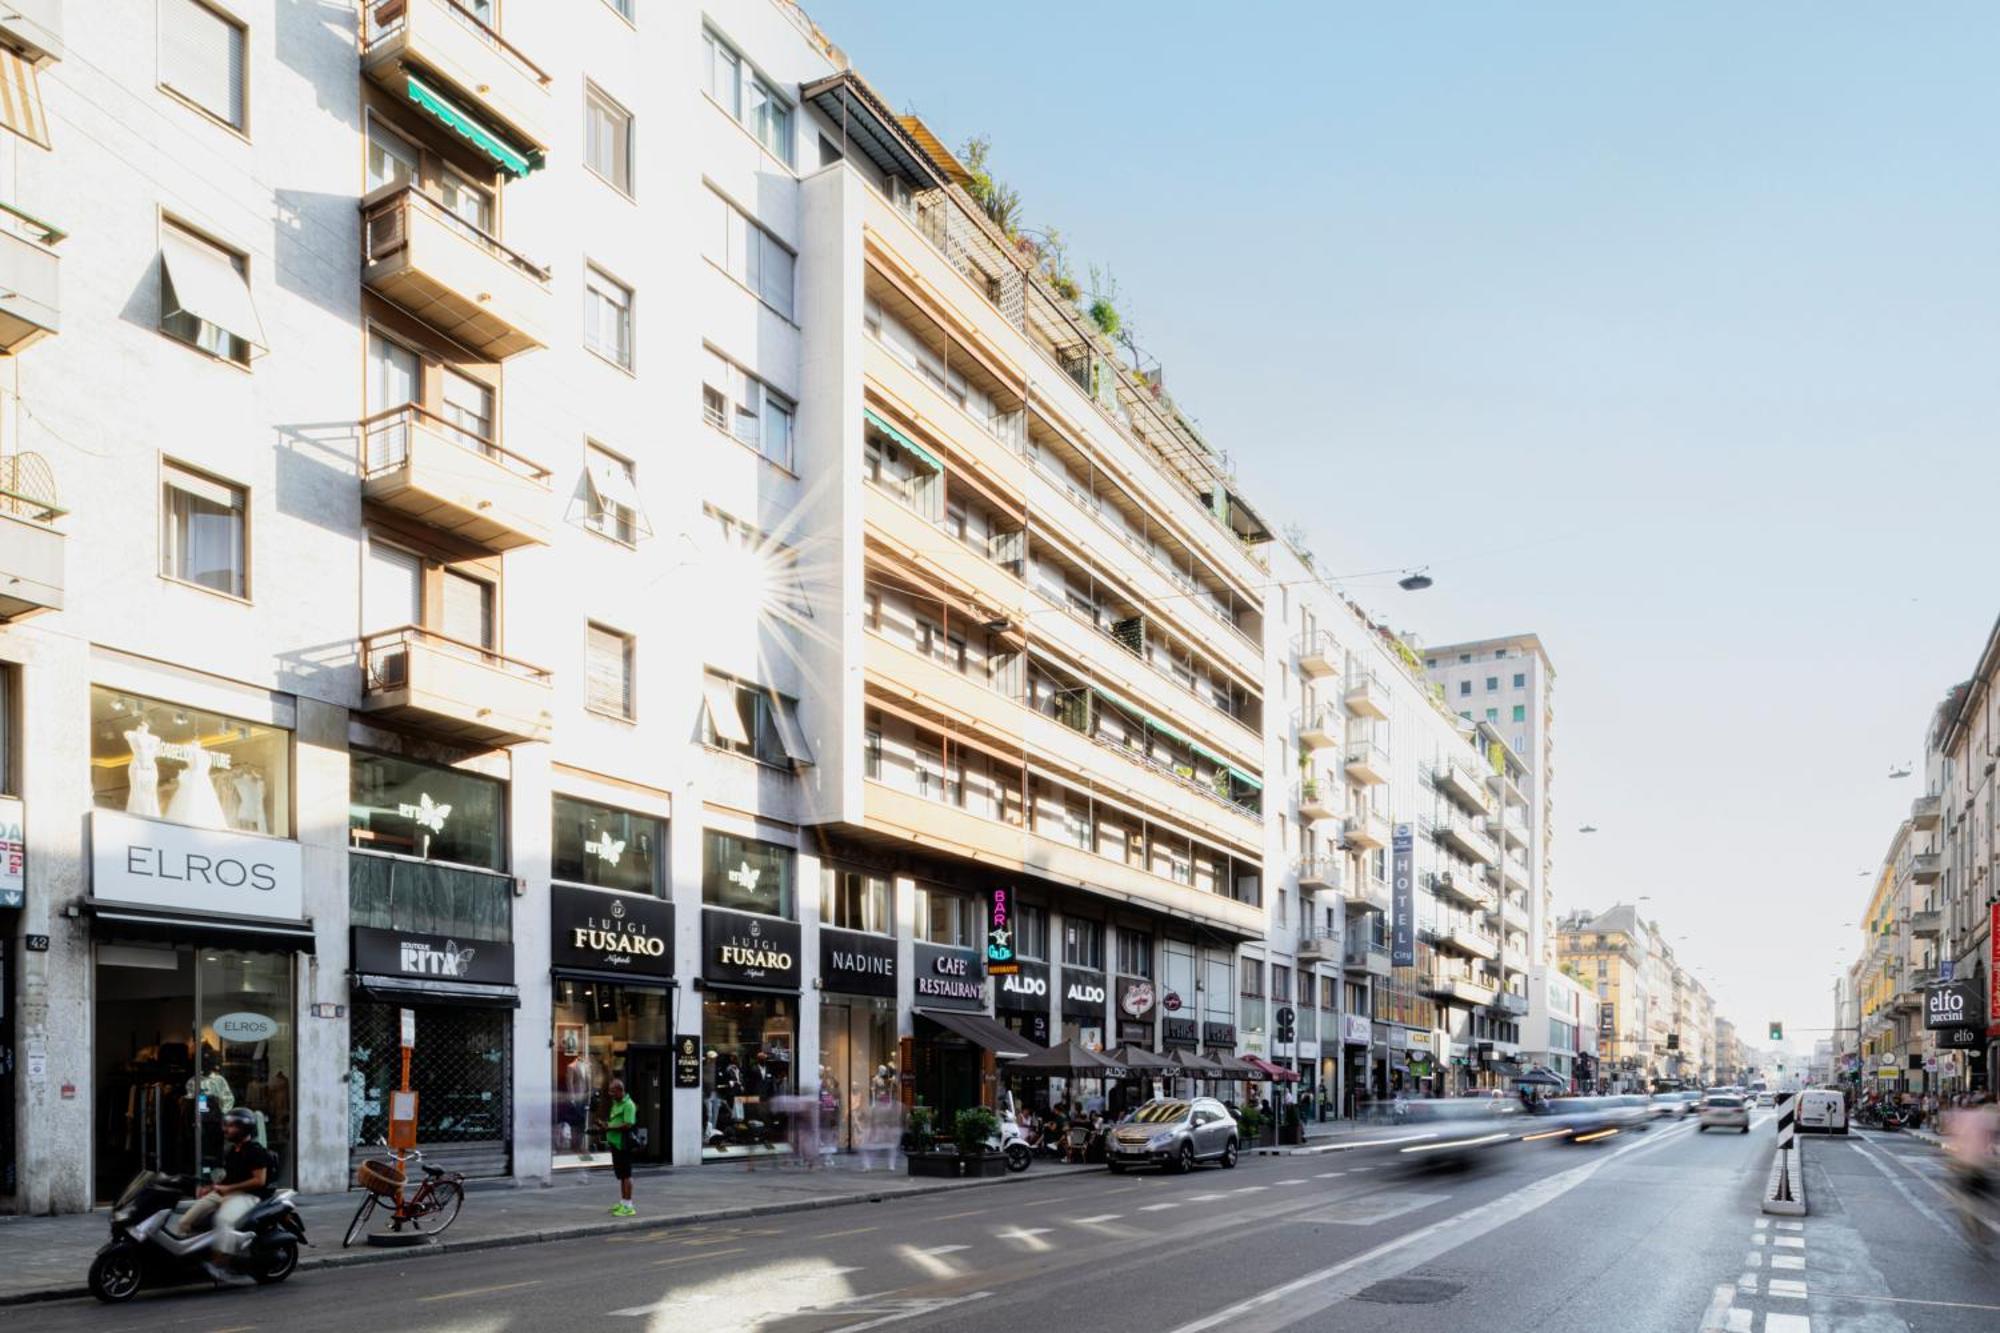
[1558, 906, 1650, 1090]
[1924, 621, 1997, 1092]
[1714, 1015, 1744, 1086]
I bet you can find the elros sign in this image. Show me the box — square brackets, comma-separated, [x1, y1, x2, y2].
[550, 885, 674, 979]
[912, 942, 984, 1010]
[211, 1011, 279, 1044]
[1924, 977, 1984, 1032]
[701, 908, 802, 990]
[92, 808, 304, 920]
[1391, 823, 1415, 967]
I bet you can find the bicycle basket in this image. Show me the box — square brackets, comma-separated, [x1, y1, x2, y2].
[356, 1159, 406, 1194]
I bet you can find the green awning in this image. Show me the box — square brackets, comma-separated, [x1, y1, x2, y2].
[1225, 765, 1263, 792]
[406, 74, 535, 179]
[863, 408, 945, 474]
[1139, 710, 1192, 750]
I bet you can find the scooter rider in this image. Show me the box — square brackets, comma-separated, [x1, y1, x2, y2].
[175, 1107, 273, 1281]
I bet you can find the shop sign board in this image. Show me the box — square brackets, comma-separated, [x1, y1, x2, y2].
[549, 885, 674, 979]
[1118, 978, 1156, 1019]
[1938, 1026, 1981, 1049]
[994, 959, 1050, 1013]
[0, 795, 22, 909]
[1202, 1021, 1236, 1047]
[353, 926, 515, 986]
[91, 808, 304, 921]
[1061, 969, 1107, 1020]
[912, 942, 984, 1010]
[1924, 978, 1984, 1031]
[820, 927, 896, 997]
[986, 888, 1018, 976]
[1991, 903, 2000, 1038]
[211, 1011, 279, 1044]
[1342, 1014, 1372, 1046]
[701, 908, 801, 990]
[1163, 1016, 1198, 1046]
[1408, 1030, 1434, 1053]
[674, 1034, 702, 1089]
[1391, 824, 1415, 967]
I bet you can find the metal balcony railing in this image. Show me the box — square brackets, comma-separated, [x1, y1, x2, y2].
[360, 624, 551, 694]
[0, 451, 64, 523]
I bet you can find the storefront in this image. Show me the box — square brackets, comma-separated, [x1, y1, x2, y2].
[550, 883, 675, 1170]
[85, 686, 309, 1204]
[995, 959, 1052, 1048]
[1061, 968, 1107, 1050]
[1115, 977, 1156, 1049]
[700, 831, 801, 1162]
[818, 927, 896, 1152]
[347, 751, 515, 1179]
[911, 940, 989, 1119]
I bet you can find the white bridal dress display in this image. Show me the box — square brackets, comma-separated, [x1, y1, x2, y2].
[164, 745, 229, 829]
[124, 721, 162, 818]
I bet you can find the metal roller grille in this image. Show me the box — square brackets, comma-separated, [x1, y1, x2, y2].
[348, 1001, 512, 1179]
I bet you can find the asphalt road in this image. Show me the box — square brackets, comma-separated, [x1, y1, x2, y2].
[30, 1111, 2000, 1332]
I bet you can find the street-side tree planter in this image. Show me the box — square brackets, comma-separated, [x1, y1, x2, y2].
[907, 1149, 963, 1178]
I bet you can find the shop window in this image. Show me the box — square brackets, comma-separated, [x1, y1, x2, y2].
[552, 980, 669, 1168]
[702, 829, 793, 918]
[913, 884, 974, 947]
[1062, 917, 1104, 971]
[1015, 903, 1048, 960]
[89, 685, 291, 837]
[821, 864, 891, 934]
[348, 854, 512, 943]
[348, 750, 505, 870]
[161, 460, 248, 598]
[349, 1001, 511, 1176]
[702, 992, 796, 1159]
[552, 794, 664, 897]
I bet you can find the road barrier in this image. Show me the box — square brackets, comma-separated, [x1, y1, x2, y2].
[1761, 1092, 1806, 1217]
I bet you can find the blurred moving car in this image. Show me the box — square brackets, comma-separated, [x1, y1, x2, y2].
[1391, 1098, 1522, 1166]
[1106, 1098, 1240, 1173]
[1698, 1092, 1750, 1133]
[1756, 1091, 1776, 1108]
[1543, 1096, 1649, 1139]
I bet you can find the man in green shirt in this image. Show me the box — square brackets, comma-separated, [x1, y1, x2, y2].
[605, 1078, 638, 1216]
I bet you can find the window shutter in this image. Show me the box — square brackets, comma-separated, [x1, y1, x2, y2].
[162, 0, 246, 128]
[585, 625, 631, 716]
[702, 673, 749, 745]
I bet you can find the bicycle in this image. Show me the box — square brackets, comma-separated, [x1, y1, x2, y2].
[343, 1149, 466, 1247]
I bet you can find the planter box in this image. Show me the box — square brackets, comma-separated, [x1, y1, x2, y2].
[907, 1150, 1010, 1178]
[1279, 1121, 1305, 1146]
[961, 1152, 1011, 1178]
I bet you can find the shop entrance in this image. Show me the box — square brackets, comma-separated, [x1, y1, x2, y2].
[93, 942, 295, 1204]
[551, 978, 671, 1170]
[819, 996, 895, 1152]
[910, 1018, 983, 1123]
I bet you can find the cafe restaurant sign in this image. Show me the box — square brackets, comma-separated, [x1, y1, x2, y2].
[550, 884, 674, 979]
[913, 942, 984, 1010]
[701, 907, 801, 990]
[92, 808, 304, 921]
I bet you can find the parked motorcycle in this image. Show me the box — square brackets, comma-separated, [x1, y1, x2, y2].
[998, 1095, 1033, 1172]
[89, 1171, 308, 1303]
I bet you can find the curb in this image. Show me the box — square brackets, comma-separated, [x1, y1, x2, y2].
[0, 1166, 1107, 1308]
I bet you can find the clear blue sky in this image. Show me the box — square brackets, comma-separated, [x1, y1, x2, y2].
[804, 0, 2000, 1055]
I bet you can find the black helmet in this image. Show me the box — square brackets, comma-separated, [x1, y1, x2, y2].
[222, 1107, 256, 1133]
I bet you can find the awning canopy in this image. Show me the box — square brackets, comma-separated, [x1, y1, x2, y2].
[1167, 1049, 1223, 1076]
[160, 225, 268, 353]
[863, 407, 945, 474]
[1208, 1053, 1262, 1081]
[404, 74, 536, 178]
[1242, 1055, 1301, 1083]
[800, 71, 948, 189]
[916, 1008, 1039, 1061]
[0, 48, 49, 149]
[353, 973, 520, 1009]
[86, 899, 317, 954]
[1106, 1045, 1176, 1072]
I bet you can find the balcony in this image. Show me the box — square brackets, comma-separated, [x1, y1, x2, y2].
[1295, 632, 1339, 679]
[1432, 924, 1499, 962]
[1485, 811, 1529, 849]
[1910, 909, 1942, 939]
[1347, 877, 1391, 915]
[359, 625, 553, 745]
[360, 0, 551, 164]
[1499, 895, 1530, 934]
[1911, 793, 1941, 831]
[1343, 808, 1390, 851]
[1433, 758, 1491, 814]
[360, 406, 552, 551]
[1422, 972, 1497, 1006]
[1296, 705, 1341, 750]
[1295, 855, 1343, 894]
[1343, 671, 1390, 721]
[0, 0, 61, 64]
[0, 453, 64, 618]
[0, 205, 61, 353]
[1424, 814, 1498, 866]
[1298, 931, 1340, 964]
[1500, 853, 1531, 892]
[1910, 852, 1941, 884]
[1911, 965, 1938, 989]
[1495, 991, 1530, 1017]
[1295, 780, 1338, 823]
[1344, 937, 1393, 978]
[1344, 741, 1390, 787]
[363, 187, 550, 359]
[1428, 869, 1488, 910]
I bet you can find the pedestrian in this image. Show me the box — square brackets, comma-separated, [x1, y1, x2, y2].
[605, 1077, 638, 1217]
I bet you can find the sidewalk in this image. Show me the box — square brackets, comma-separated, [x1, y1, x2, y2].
[0, 1157, 1103, 1307]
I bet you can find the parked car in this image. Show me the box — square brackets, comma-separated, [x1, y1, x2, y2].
[1106, 1098, 1240, 1173]
[1796, 1089, 1847, 1135]
[1755, 1091, 1776, 1108]
[1699, 1092, 1750, 1133]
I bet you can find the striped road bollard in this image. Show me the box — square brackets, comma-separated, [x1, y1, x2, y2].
[1763, 1091, 1805, 1215]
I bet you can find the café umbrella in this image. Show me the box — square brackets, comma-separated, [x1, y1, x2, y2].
[1106, 1045, 1175, 1073]
[1005, 1040, 1129, 1079]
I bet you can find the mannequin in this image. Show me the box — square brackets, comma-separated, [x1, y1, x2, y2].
[231, 766, 269, 834]
[125, 720, 162, 817]
[164, 744, 229, 829]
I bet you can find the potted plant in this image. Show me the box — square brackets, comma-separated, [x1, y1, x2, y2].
[1280, 1101, 1305, 1146]
[906, 1105, 960, 1177]
[1236, 1103, 1263, 1146]
[953, 1107, 1009, 1178]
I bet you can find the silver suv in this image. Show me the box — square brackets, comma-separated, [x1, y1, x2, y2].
[1106, 1097, 1240, 1173]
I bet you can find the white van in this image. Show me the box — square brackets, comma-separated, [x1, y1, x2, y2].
[1795, 1088, 1847, 1135]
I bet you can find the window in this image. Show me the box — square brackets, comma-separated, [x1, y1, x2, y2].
[365, 117, 418, 193]
[159, 221, 264, 364]
[1485, 676, 1498, 692]
[90, 685, 292, 836]
[584, 84, 634, 195]
[584, 265, 633, 368]
[583, 442, 647, 545]
[349, 750, 507, 871]
[1117, 929, 1153, 978]
[161, 460, 247, 597]
[603, 0, 635, 19]
[1512, 704, 1526, 723]
[1016, 904, 1049, 960]
[438, 169, 494, 237]
[863, 720, 882, 779]
[915, 884, 976, 947]
[702, 829, 793, 918]
[702, 28, 793, 165]
[1062, 918, 1103, 970]
[821, 864, 892, 934]
[585, 623, 635, 719]
[441, 569, 494, 648]
[703, 188, 795, 318]
[1513, 672, 1526, 688]
[701, 348, 794, 469]
[1458, 680, 1470, 697]
[1485, 707, 1498, 722]
[440, 369, 494, 450]
[701, 670, 811, 767]
[160, 0, 245, 130]
[552, 795, 664, 896]
[1241, 959, 1264, 997]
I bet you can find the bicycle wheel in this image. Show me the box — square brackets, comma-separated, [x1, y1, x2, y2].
[343, 1192, 379, 1248]
[409, 1179, 463, 1236]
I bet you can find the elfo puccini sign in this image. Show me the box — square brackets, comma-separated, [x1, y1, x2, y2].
[550, 884, 674, 979]
[92, 808, 304, 920]
[1924, 977, 1984, 1032]
[1391, 823, 1415, 967]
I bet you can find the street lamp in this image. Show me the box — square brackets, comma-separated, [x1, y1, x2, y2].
[1397, 569, 1434, 591]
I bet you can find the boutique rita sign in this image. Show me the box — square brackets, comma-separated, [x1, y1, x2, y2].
[986, 888, 1019, 975]
[352, 926, 515, 986]
[914, 942, 985, 1010]
[701, 907, 801, 989]
[551, 885, 674, 979]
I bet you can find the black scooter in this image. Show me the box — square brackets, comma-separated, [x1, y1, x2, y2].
[89, 1170, 309, 1303]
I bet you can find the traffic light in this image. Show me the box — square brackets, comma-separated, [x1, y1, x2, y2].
[1769, 1021, 1783, 1042]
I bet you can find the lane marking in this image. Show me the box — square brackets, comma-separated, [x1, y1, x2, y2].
[1698, 1283, 1738, 1332]
[812, 1225, 880, 1239]
[1230, 1186, 1268, 1194]
[1773, 1235, 1804, 1249]
[994, 1227, 1051, 1241]
[1315, 1172, 1345, 1179]
[1140, 1202, 1179, 1212]
[931, 1209, 987, 1221]
[418, 1279, 542, 1302]
[915, 1244, 968, 1255]
[650, 1246, 747, 1267]
[1828, 1293, 2000, 1311]
[1069, 1214, 1122, 1224]
[1183, 1193, 1227, 1202]
[818, 1290, 994, 1333]
[1774, 1221, 1803, 1232]
[1275, 1179, 1308, 1187]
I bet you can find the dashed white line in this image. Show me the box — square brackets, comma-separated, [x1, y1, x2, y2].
[1140, 1203, 1179, 1212]
[1275, 1179, 1308, 1187]
[1069, 1214, 1123, 1225]
[1773, 1236, 1804, 1249]
[1767, 1279, 1808, 1300]
[915, 1244, 968, 1256]
[1315, 1171, 1345, 1179]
